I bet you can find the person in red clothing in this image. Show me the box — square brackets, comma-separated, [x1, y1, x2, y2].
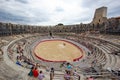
[32, 67, 39, 78]
[88, 76, 94, 80]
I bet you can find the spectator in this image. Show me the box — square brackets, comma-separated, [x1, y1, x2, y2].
[28, 66, 34, 76]
[88, 76, 94, 80]
[16, 60, 22, 66]
[28, 66, 34, 80]
[73, 70, 80, 80]
[60, 62, 65, 68]
[118, 69, 120, 76]
[66, 63, 72, 70]
[66, 63, 73, 75]
[50, 67, 54, 80]
[36, 63, 40, 68]
[38, 70, 45, 80]
[32, 67, 39, 78]
[64, 70, 71, 80]
[0, 48, 3, 55]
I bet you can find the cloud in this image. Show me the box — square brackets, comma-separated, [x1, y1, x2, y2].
[0, 0, 120, 25]
[0, 9, 32, 24]
[15, 0, 28, 4]
[108, 6, 120, 17]
[55, 7, 64, 12]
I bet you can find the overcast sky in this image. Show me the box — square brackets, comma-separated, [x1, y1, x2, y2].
[0, 0, 120, 25]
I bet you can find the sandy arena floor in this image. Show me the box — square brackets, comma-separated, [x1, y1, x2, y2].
[34, 39, 84, 62]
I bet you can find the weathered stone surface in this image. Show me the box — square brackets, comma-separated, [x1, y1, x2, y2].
[92, 6, 107, 25]
[0, 61, 24, 80]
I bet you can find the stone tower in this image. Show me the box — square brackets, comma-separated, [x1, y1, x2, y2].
[92, 6, 107, 25]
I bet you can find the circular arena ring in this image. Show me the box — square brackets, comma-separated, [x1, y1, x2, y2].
[34, 39, 84, 62]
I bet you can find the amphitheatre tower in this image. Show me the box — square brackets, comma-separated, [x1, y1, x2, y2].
[92, 6, 107, 25]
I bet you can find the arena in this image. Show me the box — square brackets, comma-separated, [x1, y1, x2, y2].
[34, 39, 84, 62]
[0, 6, 120, 80]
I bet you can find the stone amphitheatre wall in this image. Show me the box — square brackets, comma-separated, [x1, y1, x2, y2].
[0, 6, 120, 36]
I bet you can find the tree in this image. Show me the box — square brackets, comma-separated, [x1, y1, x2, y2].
[58, 23, 64, 26]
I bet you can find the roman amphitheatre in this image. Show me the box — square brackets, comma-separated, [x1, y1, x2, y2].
[0, 6, 120, 80]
